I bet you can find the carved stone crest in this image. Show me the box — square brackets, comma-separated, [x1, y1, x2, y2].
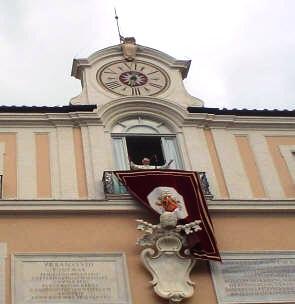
[137, 211, 202, 303]
[121, 37, 137, 61]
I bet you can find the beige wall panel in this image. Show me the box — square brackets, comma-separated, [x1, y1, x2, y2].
[249, 133, 283, 198]
[176, 133, 192, 170]
[0, 213, 294, 304]
[182, 126, 200, 170]
[49, 130, 61, 199]
[266, 136, 295, 198]
[182, 127, 218, 196]
[0, 144, 5, 175]
[213, 213, 295, 251]
[0, 133, 17, 198]
[35, 133, 52, 198]
[18, 130, 37, 199]
[81, 126, 96, 198]
[88, 125, 111, 199]
[235, 135, 266, 198]
[204, 130, 229, 198]
[73, 128, 88, 198]
[56, 127, 78, 199]
[212, 129, 252, 199]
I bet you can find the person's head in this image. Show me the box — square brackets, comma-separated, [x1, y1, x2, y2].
[142, 157, 150, 165]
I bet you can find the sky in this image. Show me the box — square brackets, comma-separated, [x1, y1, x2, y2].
[0, 0, 295, 109]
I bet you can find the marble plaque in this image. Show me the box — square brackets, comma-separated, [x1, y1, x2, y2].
[0, 243, 7, 304]
[12, 253, 132, 304]
[210, 252, 295, 303]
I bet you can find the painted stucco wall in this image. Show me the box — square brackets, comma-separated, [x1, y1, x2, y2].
[0, 120, 294, 201]
[1, 212, 294, 304]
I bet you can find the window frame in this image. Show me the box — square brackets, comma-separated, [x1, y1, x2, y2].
[111, 133, 183, 170]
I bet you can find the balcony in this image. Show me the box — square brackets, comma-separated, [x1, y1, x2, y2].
[102, 171, 213, 198]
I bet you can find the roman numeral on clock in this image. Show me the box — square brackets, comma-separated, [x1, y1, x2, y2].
[123, 63, 131, 70]
[103, 68, 117, 74]
[147, 70, 159, 75]
[105, 81, 121, 89]
[131, 87, 141, 96]
[149, 83, 163, 89]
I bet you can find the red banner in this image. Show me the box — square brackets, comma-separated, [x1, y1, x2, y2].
[115, 170, 221, 261]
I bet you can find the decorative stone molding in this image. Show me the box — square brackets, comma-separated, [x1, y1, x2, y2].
[98, 97, 187, 132]
[71, 44, 192, 80]
[0, 112, 100, 127]
[0, 199, 294, 212]
[0, 107, 294, 130]
[136, 212, 201, 303]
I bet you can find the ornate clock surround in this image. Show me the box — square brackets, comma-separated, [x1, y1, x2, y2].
[97, 60, 170, 97]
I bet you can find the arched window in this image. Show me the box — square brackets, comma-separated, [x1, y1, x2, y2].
[111, 117, 183, 170]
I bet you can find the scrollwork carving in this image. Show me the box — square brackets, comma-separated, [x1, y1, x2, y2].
[137, 211, 202, 303]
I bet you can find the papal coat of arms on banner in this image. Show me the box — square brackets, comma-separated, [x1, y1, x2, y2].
[115, 170, 221, 304]
[147, 187, 188, 219]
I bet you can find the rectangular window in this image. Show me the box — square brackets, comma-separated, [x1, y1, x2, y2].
[112, 136, 183, 169]
[126, 136, 165, 166]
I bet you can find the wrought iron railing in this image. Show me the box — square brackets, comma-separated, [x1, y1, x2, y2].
[102, 171, 213, 198]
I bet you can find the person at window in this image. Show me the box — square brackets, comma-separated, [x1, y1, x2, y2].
[130, 157, 173, 170]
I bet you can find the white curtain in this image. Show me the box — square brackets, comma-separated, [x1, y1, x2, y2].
[161, 137, 183, 169]
[112, 137, 129, 193]
[112, 137, 129, 170]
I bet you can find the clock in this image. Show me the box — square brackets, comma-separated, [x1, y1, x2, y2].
[97, 60, 170, 96]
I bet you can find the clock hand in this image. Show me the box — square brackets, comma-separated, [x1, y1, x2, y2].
[129, 79, 135, 86]
[129, 72, 137, 86]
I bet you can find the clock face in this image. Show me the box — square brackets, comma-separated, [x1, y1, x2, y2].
[97, 60, 169, 96]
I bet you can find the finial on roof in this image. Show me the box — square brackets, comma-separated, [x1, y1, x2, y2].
[114, 8, 137, 61]
[114, 8, 124, 43]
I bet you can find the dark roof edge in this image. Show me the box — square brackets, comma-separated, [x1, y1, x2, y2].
[187, 107, 295, 117]
[0, 104, 97, 113]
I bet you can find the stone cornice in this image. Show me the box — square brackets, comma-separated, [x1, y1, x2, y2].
[186, 113, 295, 130]
[0, 199, 294, 212]
[71, 44, 191, 80]
[188, 106, 295, 117]
[0, 102, 294, 130]
[0, 112, 101, 127]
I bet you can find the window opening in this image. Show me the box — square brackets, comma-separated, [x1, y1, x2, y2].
[111, 117, 183, 170]
[126, 136, 165, 166]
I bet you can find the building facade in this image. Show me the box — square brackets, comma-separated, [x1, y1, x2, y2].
[0, 41, 294, 304]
